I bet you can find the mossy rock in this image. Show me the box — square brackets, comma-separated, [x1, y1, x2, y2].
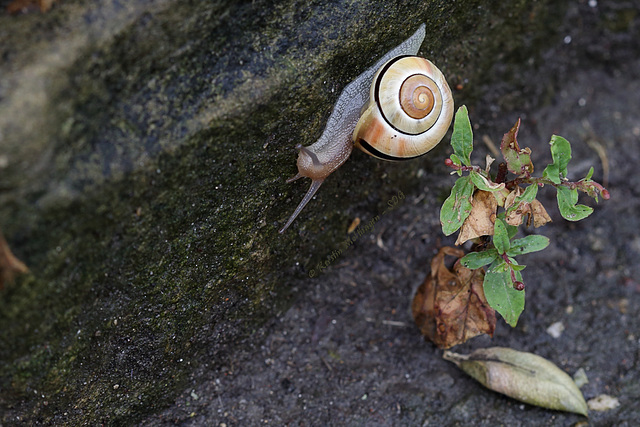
[0, 0, 566, 423]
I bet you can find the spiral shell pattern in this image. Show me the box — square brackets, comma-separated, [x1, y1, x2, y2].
[352, 56, 454, 160]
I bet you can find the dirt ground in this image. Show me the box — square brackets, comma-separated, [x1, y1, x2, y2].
[145, 1, 639, 425]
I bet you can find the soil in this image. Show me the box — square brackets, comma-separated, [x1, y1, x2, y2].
[144, 1, 640, 425]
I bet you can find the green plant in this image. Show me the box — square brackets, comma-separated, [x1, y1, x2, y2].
[440, 106, 610, 326]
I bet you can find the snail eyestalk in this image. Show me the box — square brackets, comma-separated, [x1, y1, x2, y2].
[298, 145, 321, 167]
[279, 179, 324, 234]
[280, 24, 454, 233]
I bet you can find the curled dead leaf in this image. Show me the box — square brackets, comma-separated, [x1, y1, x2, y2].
[6, 0, 57, 14]
[530, 199, 552, 227]
[500, 118, 534, 176]
[505, 187, 552, 228]
[0, 229, 29, 290]
[455, 190, 497, 246]
[412, 247, 496, 349]
[347, 217, 361, 233]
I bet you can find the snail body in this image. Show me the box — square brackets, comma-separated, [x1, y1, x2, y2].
[280, 24, 454, 233]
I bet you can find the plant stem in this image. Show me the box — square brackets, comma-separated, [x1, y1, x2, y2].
[500, 252, 525, 290]
[445, 160, 610, 200]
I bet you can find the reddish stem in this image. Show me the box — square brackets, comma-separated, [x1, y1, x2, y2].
[445, 158, 610, 200]
[495, 162, 508, 184]
[500, 252, 525, 291]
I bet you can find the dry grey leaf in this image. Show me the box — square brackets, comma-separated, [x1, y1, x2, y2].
[573, 368, 589, 388]
[443, 347, 588, 416]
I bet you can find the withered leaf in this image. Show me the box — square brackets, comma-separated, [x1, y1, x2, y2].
[505, 187, 552, 227]
[530, 199, 552, 227]
[444, 347, 588, 416]
[7, 0, 57, 14]
[455, 190, 497, 245]
[0, 229, 29, 290]
[412, 247, 496, 349]
[501, 118, 534, 176]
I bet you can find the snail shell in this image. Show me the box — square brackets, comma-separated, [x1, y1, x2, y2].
[353, 56, 454, 160]
[280, 24, 454, 233]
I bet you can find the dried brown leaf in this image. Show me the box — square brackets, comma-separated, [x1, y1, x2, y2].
[412, 247, 496, 349]
[39, 0, 55, 12]
[0, 229, 29, 290]
[6, 0, 57, 14]
[347, 217, 361, 233]
[504, 187, 522, 214]
[531, 199, 552, 227]
[455, 190, 497, 245]
[505, 187, 552, 227]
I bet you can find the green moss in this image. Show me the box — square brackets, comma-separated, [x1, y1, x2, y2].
[0, 0, 567, 423]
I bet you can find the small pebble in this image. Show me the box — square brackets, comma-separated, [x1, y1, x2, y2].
[546, 321, 565, 338]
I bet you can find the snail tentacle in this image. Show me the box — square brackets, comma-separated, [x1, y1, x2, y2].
[298, 145, 322, 167]
[278, 179, 325, 234]
[285, 173, 303, 183]
[280, 23, 454, 233]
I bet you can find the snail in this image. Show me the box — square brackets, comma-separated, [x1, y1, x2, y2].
[279, 23, 454, 233]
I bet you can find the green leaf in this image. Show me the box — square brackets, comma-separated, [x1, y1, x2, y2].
[506, 235, 550, 256]
[500, 119, 534, 176]
[542, 135, 572, 184]
[491, 260, 510, 273]
[505, 184, 538, 216]
[443, 347, 589, 416]
[510, 263, 526, 272]
[484, 262, 525, 326]
[496, 212, 519, 239]
[550, 135, 572, 176]
[493, 218, 510, 254]
[584, 166, 594, 181]
[469, 171, 505, 192]
[449, 153, 463, 176]
[556, 186, 593, 221]
[460, 249, 499, 269]
[440, 176, 475, 235]
[543, 164, 560, 185]
[451, 106, 473, 166]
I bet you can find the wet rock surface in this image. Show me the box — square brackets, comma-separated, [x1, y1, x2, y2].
[0, 0, 638, 424]
[147, 1, 640, 425]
